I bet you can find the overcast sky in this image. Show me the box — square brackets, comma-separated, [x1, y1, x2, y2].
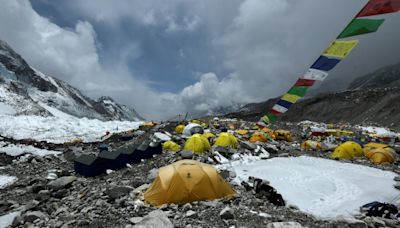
[0, 0, 399, 120]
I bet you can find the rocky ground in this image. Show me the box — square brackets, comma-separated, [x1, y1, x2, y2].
[1, 121, 400, 228]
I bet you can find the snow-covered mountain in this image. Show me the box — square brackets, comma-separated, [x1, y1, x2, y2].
[0, 40, 143, 121]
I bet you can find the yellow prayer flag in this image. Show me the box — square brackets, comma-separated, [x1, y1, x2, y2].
[281, 93, 301, 103]
[322, 40, 359, 59]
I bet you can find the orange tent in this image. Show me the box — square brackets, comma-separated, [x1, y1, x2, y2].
[144, 160, 235, 206]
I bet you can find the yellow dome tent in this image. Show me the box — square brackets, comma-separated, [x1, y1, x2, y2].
[330, 141, 363, 160]
[363, 143, 397, 164]
[191, 119, 201, 125]
[214, 132, 239, 148]
[175, 125, 185, 134]
[183, 134, 211, 154]
[162, 141, 181, 153]
[144, 160, 235, 207]
[235, 129, 249, 135]
[203, 132, 216, 140]
[249, 131, 271, 143]
[301, 140, 322, 150]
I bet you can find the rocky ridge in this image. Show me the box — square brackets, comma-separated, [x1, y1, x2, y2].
[0, 40, 143, 121]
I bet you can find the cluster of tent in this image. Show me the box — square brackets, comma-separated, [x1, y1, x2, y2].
[331, 141, 397, 164]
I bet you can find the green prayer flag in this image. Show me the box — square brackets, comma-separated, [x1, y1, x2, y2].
[288, 86, 308, 97]
[266, 113, 277, 123]
[338, 18, 384, 38]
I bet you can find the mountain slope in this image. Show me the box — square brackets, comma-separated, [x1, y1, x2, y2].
[348, 62, 400, 90]
[226, 63, 400, 130]
[0, 40, 143, 121]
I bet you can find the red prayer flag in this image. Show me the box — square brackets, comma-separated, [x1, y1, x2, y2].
[295, 79, 315, 87]
[270, 109, 283, 116]
[357, 0, 400, 17]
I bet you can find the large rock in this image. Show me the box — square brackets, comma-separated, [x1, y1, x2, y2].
[240, 141, 257, 150]
[220, 206, 234, 220]
[24, 211, 47, 223]
[147, 169, 158, 182]
[133, 210, 173, 228]
[47, 176, 77, 190]
[266, 222, 304, 228]
[105, 186, 133, 199]
[179, 151, 193, 159]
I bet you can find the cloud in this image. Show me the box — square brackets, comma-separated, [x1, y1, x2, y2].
[0, 0, 179, 120]
[2, 0, 400, 121]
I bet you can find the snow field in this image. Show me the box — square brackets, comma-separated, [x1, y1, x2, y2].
[230, 156, 399, 219]
[0, 115, 142, 143]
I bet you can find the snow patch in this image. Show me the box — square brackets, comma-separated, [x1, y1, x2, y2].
[360, 126, 399, 137]
[231, 156, 399, 219]
[0, 102, 15, 115]
[0, 211, 20, 228]
[0, 115, 142, 143]
[0, 175, 17, 189]
[37, 102, 74, 118]
[0, 142, 61, 157]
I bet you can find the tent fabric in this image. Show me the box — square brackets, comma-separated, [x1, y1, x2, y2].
[301, 140, 322, 150]
[182, 123, 203, 137]
[144, 160, 235, 207]
[322, 40, 359, 59]
[281, 93, 301, 103]
[175, 125, 185, 134]
[365, 148, 397, 164]
[162, 141, 181, 152]
[301, 68, 328, 81]
[183, 134, 211, 154]
[203, 132, 216, 140]
[236, 129, 249, 135]
[356, 0, 400, 17]
[310, 56, 341, 72]
[338, 18, 385, 38]
[274, 129, 292, 141]
[363, 143, 397, 164]
[295, 78, 315, 87]
[288, 86, 308, 97]
[330, 141, 363, 160]
[276, 99, 293, 109]
[272, 104, 288, 114]
[249, 130, 273, 143]
[214, 132, 239, 149]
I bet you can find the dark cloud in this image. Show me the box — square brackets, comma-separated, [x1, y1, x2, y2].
[1, 0, 399, 120]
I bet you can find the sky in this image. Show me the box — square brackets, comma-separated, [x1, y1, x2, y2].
[0, 0, 399, 120]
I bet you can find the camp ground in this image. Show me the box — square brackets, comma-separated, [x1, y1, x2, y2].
[1, 0, 400, 228]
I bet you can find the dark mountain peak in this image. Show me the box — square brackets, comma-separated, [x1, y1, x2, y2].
[0, 39, 143, 121]
[348, 62, 400, 90]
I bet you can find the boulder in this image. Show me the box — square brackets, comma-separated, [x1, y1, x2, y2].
[266, 222, 304, 228]
[220, 206, 234, 220]
[47, 176, 77, 191]
[105, 186, 133, 199]
[24, 211, 47, 223]
[133, 210, 173, 228]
